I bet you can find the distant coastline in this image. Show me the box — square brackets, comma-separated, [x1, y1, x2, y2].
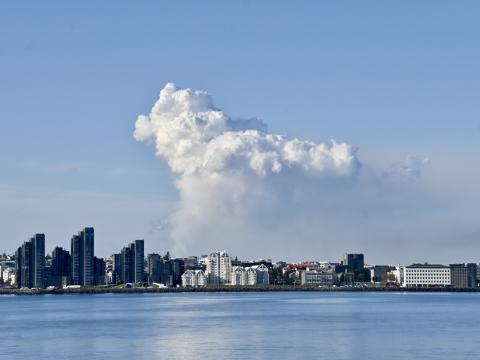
[2, 285, 480, 296]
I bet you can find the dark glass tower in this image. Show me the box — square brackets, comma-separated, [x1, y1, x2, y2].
[70, 227, 95, 286]
[119, 239, 145, 284]
[15, 234, 45, 289]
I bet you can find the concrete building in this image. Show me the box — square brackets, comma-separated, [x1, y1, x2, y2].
[301, 269, 334, 286]
[71, 227, 95, 287]
[248, 264, 270, 285]
[181, 269, 207, 287]
[231, 266, 247, 285]
[147, 253, 162, 284]
[146, 253, 184, 287]
[450, 263, 477, 288]
[401, 264, 451, 288]
[230, 264, 269, 286]
[206, 251, 232, 285]
[15, 234, 45, 289]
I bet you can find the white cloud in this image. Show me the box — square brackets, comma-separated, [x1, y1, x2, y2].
[134, 83, 480, 263]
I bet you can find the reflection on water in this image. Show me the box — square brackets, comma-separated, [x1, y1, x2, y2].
[1, 292, 479, 359]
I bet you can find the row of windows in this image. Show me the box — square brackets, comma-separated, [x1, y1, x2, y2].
[406, 270, 449, 273]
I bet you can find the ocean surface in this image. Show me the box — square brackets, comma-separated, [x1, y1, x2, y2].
[1, 291, 479, 359]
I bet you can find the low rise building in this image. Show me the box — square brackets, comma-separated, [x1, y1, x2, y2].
[230, 264, 270, 285]
[401, 264, 450, 288]
[231, 266, 246, 285]
[2, 267, 16, 286]
[301, 269, 334, 286]
[249, 264, 269, 285]
[387, 266, 403, 285]
[369, 265, 393, 283]
[181, 269, 207, 287]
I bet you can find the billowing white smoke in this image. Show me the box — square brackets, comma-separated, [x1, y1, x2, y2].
[134, 83, 361, 257]
[134, 83, 360, 178]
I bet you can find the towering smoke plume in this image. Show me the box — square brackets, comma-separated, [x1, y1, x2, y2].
[134, 83, 362, 257]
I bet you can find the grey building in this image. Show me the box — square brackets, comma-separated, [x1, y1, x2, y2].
[450, 263, 477, 288]
[147, 253, 162, 284]
[133, 240, 144, 284]
[71, 227, 95, 286]
[301, 269, 334, 286]
[111, 253, 122, 285]
[15, 234, 45, 289]
[146, 253, 184, 287]
[119, 240, 145, 284]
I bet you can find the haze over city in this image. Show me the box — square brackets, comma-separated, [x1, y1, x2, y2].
[1, 2, 479, 264]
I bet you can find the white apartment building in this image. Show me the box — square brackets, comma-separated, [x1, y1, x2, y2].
[230, 264, 270, 286]
[206, 251, 232, 285]
[231, 266, 247, 285]
[181, 269, 207, 287]
[401, 264, 451, 288]
[248, 264, 270, 285]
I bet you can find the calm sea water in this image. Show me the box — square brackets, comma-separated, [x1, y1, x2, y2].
[1, 291, 479, 359]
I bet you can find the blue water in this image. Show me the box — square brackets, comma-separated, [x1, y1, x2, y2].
[1, 292, 479, 359]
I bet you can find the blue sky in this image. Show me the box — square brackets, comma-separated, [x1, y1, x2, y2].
[1, 1, 479, 262]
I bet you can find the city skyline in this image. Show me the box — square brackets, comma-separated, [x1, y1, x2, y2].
[2, 228, 479, 291]
[1, 2, 480, 263]
[2, 227, 480, 269]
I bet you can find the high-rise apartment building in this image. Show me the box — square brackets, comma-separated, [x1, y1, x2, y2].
[94, 256, 106, 286]
[49, 247, 71, 287]
[133, 240, 144, 284]
[147, 253, 161, 284]
[15, 234, 45, 289]
[70, 227, 95, 286]
[119, 240, 144, 284]
[111, 253, 122, 285]
[206, 251, 232, 285]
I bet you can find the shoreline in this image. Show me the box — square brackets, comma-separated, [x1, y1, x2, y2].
[2, 285, 480, 296]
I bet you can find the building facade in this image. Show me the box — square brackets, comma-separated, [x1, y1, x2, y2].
[206, 251, 232, 285]
[343, 253, 365, 272]
[231, 266, 246, 285]
[401, 264, 451, 288]
[71, 227, 95, 286]
[181, 269, 207, 287]
[301, 269, 334, 286]
[450, 263, 477, 288]
[94, 257, 106, 286]
[49, 247, 71, 287]
[119, 240, 145, 284]
[15, 234, 46, 289]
